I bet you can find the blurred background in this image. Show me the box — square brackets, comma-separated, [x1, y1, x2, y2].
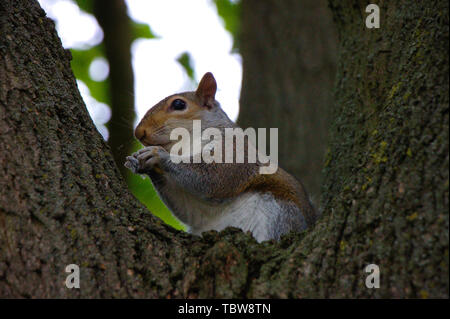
[37, 0, 337, 230]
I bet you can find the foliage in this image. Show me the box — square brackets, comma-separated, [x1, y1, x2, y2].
[67, 0, 241, 231]
[70, 2, 157, 105]
[212, 0, 241, 51]
[68, 0, 183, 230]
[177, 51, 196, 82]
[128, 140, 185, 230]
[71, 46, 109, 105]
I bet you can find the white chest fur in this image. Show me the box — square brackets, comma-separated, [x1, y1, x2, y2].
[190, 192, 281, 242]
[159, 178, 280, 242]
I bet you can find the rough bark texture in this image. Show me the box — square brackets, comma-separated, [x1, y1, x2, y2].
[0, 0, 448, 298]
[320, 0, 449, 297]
[238, 0, 337, 203]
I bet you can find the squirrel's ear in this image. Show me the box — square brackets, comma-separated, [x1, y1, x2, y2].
[196, 72, 217, 107]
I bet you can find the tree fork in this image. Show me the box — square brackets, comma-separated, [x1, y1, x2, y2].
[0, 0, 448, 298]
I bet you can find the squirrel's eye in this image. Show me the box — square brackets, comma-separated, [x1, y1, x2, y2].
[171, 99, 186, 111]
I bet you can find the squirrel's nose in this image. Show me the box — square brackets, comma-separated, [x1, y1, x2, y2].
[135, 126, 146, 141]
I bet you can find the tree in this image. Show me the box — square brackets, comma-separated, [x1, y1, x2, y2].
[238, 0, 337, 203]
[0, 0, 447, 298]
[70, 0, 183, 230]
[91, 0, 135, 181]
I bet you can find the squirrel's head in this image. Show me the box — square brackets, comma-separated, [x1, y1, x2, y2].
[135, 72, 228, 150]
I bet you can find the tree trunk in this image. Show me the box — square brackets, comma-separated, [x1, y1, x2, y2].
[238, 0, 337, 202]
[0, 0, 447, 298]
[319, 0, 449, 297]
[93, 0, 136, 181]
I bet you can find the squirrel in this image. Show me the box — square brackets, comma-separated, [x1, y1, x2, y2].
[125, 72, 317, 242]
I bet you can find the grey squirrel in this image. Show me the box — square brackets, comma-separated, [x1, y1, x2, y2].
[125, 72, 317, 242]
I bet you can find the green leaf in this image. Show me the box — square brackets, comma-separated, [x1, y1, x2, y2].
[71, 0, 181, 231]
[213, 0, 241, 51]
[127, 140, 185, 230]
[70, 45, 110, 105]
[131, 21, 158, 41]
[73, 0, 94, 15]
[176, 52, 195, 81]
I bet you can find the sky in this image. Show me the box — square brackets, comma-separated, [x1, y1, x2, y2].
[37, 0, 242, 139]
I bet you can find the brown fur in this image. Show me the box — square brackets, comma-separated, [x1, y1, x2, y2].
[133, 72, 317, 232]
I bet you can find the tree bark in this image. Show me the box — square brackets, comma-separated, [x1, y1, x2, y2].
[0, 0, 448, 298]
[238, 0, 337, 202]
[319, 0, 449, 297]
[92, 0, 136, 182]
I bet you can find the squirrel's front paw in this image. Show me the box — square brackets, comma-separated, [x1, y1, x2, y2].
[125, 146, 168, 174]
[124, 155, 138, 173]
